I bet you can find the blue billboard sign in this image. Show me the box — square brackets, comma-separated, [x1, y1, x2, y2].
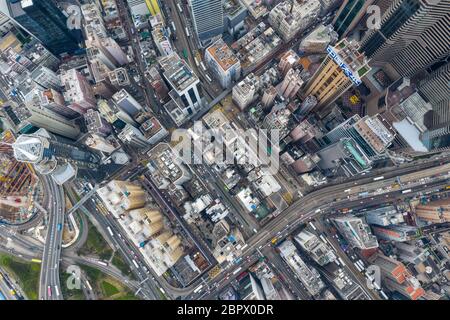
[326, 46, 362, 86]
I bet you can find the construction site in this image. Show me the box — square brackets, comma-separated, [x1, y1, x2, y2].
[0, 129, 40, 224]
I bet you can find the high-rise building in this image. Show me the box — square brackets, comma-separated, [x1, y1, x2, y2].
[261, 86, 277, 109]
[299, 24, 338, 54]
[147, 143, 192, 189]
[2, 0, 81, 56]
[84, 109, 112, 137]
[394, 242, 429, 265]
[324, 114, 394, 159]
[415, 199, 450, 224]
[295, 96, 318, 120]
[12, 128, 101, 185]
[333, 215, 379, 249]
[87, 37, 128, 68]
[97, 99, 136, 127]
[360, 0, 450, 77]
[303, 39, 371, 109]
[30, 66, 61, 90]
[11, 100, 81, 139]
[152, 26, 173, 57]
[223, 0, 247, 37]
[421, 126, 450, 152]
[317, 138, 372, 177]
[98, 183, 186, 277]
[0, 11, 14, 35]
[364, 206, 405, 226]
[126, 0, 150, 20]
[139, 117, 168, 145]
[262, 106, 291, 139]
[29, 88, 79, 119]
[112, 89, 143, 117]
[371, 224, 421, 242]
[60, 69, 97, 114]
[232, 73, 259, 110]
[353, 114, 396, 154]
[420, 62, 450, 109]
[358, 0, 393, 28]
[333, 0, 375, 38]
[126, 208, 164, 239]
[205, 38, 241, 89]
[118, 123, 149, 149]
[278, 50, 299, 76]
[280, 68, 304, 99]
[85, 134, 117, 154]
[295, 230, 336, 266]
[278, 240, 325, 297]
[268, 0, 321, 41]
[188, 0, 224, 45]
[82, 2, 128, 67]
[237, 273, 266, 300]
[420, 62, 450, 151]
[371, 253, 425, 300]
[398, 92, 432, 133]
[97, 180, 147, 213]
[159, 53, 202, 124]
[0, 30, 60, 76]
[423, 101, 450, 137]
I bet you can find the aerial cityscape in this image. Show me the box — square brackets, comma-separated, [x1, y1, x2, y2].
[0, 0, 449, 304]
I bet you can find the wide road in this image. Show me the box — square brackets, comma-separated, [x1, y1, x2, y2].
[0, 268, 21, 300]
[0, 239, 142, 298]
[261, 246, 312, 300]
[116, 0, 168, 120]
[64, 183, 160, 300]
[165, 0, 219, 97]
[244, 163, 450, 251]
[188, 164, 450, 299]
[38, 176, 65, 300]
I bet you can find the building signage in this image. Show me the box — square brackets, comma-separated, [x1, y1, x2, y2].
[327, 46, 362, 86]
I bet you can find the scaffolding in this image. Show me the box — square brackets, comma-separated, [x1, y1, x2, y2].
[0, 130, 37, 223]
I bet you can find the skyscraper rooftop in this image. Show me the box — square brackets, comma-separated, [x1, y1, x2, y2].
[159, 53, 199, 92]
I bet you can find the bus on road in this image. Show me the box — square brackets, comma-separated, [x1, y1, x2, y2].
[182, 48, 188, 60]
[97, 261, 108, 267]
[54, 285, 60, 297]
